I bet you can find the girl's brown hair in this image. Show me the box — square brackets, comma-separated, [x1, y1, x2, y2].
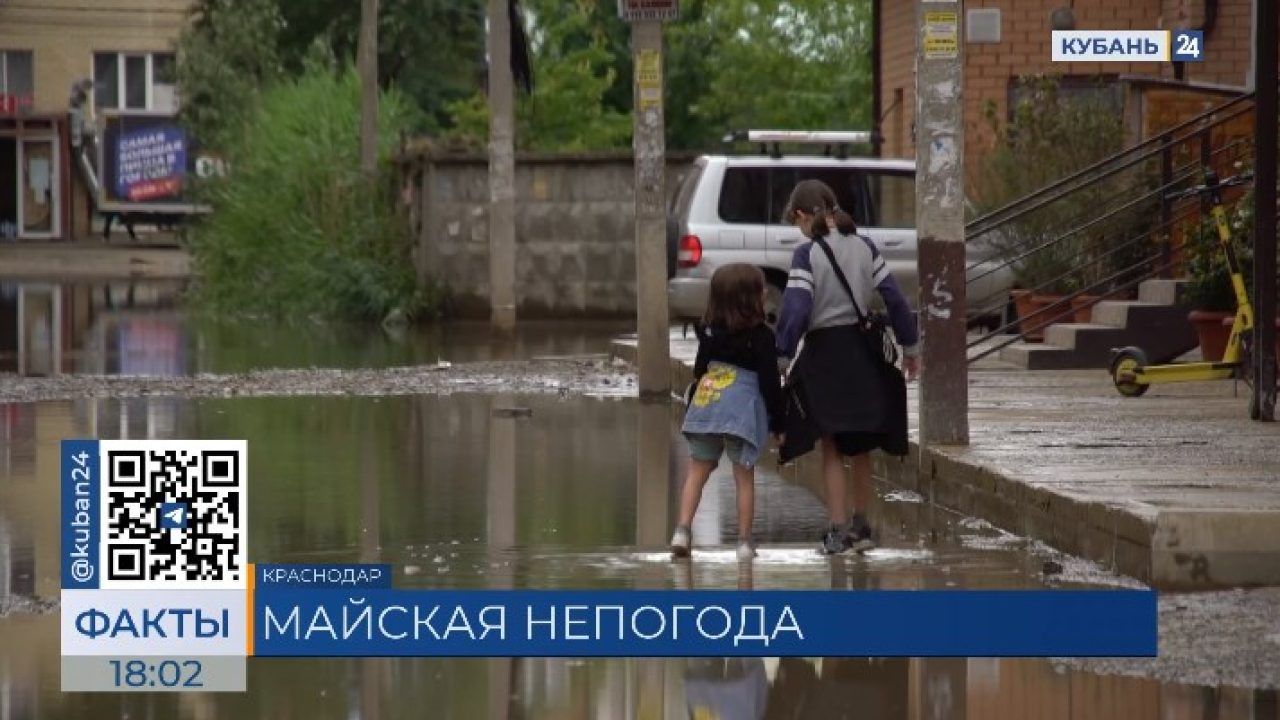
[782, 179, 857, 239]
[703, 263, 766, 331]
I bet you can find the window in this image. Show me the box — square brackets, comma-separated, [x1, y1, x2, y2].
[864, 171, 915, 229]
[1007, 75, 1123, 119]
[93, 52, 178, 112]
[718, 167, 770, 224]
[771, 167, 867, 226]
[0, 51, 34, 112]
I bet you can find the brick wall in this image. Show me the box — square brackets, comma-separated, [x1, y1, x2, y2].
[878, 0, 1255, 175]
[0, 0, 189, 115]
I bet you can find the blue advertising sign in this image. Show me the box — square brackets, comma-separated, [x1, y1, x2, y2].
[115, 126, 187, 202]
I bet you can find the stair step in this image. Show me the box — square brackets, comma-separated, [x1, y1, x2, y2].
[997, 342, 1090, 370]
[1091, 301, 1164, 328]
[1043, 323, 1122, 348]
[1138, 278, 1189, 305]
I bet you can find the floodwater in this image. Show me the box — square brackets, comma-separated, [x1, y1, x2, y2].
[0, 280, 1277, 719]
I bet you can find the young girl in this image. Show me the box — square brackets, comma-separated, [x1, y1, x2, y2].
[670, 263, 785, 561]
[775, 180, 919, 555]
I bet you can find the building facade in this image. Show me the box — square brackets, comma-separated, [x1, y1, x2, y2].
[875, 0, 1258, 175]
[0, 0, 189, 241]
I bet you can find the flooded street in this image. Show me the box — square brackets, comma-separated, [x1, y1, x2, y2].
[0, 281, 1277, 718]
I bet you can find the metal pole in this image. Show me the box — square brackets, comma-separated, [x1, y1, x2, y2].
[1253, 0, 1277, 422]
[631, 19, 671, 398]
[915, 2, 969, 445]
[357, 0, 379, 176]
[487, 0, 518, 331]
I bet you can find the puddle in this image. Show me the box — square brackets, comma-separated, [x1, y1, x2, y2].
[0, 281, 1271, 716]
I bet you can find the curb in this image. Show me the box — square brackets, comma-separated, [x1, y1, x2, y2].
[610, 339, 1280, 589]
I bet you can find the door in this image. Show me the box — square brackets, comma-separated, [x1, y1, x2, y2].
[18, 138, 58, 238]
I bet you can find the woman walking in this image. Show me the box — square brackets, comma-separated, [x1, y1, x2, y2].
[775, 180, 919, 554]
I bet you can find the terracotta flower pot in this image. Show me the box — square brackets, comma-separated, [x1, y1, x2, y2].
[1071, 294, 1098, 324]
[1011, 289, 1067, 341]
[1220, 315, 1280, 367]
[1189, 310, 1233, 361]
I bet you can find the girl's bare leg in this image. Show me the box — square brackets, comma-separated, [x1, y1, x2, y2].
[731, 462, 755, 540]
[676, 459, 718, 527]
[851, 453, 873, 516]
[820, 436, 847, 525]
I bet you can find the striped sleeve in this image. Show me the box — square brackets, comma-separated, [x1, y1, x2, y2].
[861, 236, 890, 286]
[776, 244, 814, 359]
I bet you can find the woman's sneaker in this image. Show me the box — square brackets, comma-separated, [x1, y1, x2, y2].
[821, 523, 851, 554]
[848, 513, 876, 552]
[736, 540, 757, 561]
[670, 526, 691, 558]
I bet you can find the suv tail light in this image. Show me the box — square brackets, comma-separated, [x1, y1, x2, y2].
[677, 234, 702, 268]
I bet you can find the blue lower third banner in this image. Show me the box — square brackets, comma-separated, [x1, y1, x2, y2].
[253, 589, 1157, 657]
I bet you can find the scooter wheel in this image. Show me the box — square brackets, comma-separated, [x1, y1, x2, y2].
[1110, 347, 1150, 397]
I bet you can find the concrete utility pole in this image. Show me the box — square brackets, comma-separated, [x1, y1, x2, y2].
[628, 17, 672, 399]
[357, 0, 379, 176]
[487, 0, 518, 331]
[915, 2, 969, 444]
[1253, 0, 1277, 422]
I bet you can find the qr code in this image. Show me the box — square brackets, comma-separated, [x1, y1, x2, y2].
[100, 440, 247, 589]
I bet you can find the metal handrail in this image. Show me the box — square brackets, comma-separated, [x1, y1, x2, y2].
[966, 91, 1255, 240]
[966, 135, 1253, 282]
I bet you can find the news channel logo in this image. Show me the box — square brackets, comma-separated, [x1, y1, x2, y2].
[1052, 30, 1204, 62]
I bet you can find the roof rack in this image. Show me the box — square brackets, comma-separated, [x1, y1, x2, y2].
[720, 129, 880, 159]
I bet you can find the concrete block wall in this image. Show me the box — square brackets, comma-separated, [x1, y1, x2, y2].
[406, 153, 694, 318]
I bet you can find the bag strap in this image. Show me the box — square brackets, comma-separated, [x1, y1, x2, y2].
[811, 234, 869, 325]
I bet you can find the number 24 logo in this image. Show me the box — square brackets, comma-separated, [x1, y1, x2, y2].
[1174, 31, 1203, 61]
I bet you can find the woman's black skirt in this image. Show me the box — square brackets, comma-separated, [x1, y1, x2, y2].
[778, 324, 908, 463]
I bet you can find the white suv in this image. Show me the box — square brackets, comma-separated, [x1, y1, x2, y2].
[666, 152, 1014, 327]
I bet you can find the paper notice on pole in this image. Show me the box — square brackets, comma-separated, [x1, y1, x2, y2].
[924, 11, 959, 59]
[636, 49, 663, 111]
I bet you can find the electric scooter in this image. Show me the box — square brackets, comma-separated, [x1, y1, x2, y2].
[1109, 170, 1256, 409]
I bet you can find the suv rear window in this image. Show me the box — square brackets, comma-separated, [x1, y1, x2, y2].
[770, 168, 867, 226]
[718, 167, 770, 224]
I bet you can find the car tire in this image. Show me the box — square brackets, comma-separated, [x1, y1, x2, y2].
[764, 281, 784, 330]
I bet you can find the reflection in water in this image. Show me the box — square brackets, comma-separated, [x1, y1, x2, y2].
[0, 313, 1276, 717]
[0, 279, 632, 378]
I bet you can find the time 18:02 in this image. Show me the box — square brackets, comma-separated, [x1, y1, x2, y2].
[109, 659, 204, 688]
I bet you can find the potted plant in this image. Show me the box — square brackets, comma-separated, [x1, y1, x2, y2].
[972, 76, 1139, 341]
[1008, 240, 1084, 340]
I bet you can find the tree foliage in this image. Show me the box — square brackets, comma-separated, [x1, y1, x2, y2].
[188, 65, 428, 321]
[444, 0, 874, 151]
[177, 0, 284, 149]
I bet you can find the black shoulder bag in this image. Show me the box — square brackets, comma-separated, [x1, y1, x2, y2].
[812, 234, 909, 456]
[810, 235, 900, 369]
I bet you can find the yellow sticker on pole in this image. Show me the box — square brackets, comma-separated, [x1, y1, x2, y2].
[924, 11, 959, 60]
[636, 48, 663, 111]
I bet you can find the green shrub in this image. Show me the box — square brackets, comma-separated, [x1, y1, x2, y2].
[188, 64, 433, 321]
[1184, 190, 1254, 312]
[973, 76, 1157, 296]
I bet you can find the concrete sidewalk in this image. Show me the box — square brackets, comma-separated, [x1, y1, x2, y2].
[0, 241, 190, 279]
[613, 330, 1280, 589]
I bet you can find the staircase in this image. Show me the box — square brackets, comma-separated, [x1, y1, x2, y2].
[964, 88, 1257, 369]
[998, 279, 1197, 370]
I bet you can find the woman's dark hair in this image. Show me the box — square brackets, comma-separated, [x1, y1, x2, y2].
[703, 263, 766, 331]
[783, 179, 857, 239]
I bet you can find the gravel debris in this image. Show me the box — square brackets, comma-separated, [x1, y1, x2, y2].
[0, 359, 638, 402]
[1056, 588, 1280, 690]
